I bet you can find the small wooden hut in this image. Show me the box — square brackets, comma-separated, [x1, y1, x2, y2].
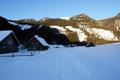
[25, 35, 49, 51]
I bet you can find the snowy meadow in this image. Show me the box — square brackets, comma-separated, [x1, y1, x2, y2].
[0, 44, 120, 80]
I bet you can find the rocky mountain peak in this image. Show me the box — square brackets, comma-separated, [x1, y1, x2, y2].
[115, 13, 120, 17]
[78, 13, 89, 17]
[40, 17, 50, 21]
[71, 13, 89, 19]
[70, 13, 95, 23]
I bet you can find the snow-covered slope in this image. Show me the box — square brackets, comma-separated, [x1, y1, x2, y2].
[21, 25, 32, 30]
[65, 26, 87, 41]
[0, 44, 120, 80]
[86, 28, 118, 41]
[50, 25, 119, 43]
[60, 17, 70, 20]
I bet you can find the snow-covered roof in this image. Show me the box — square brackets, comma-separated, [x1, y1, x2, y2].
[0, 30, 12, 41]
[35, 35, 48, 46]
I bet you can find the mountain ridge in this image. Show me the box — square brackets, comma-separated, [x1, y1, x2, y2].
[1, 13, 120, 46]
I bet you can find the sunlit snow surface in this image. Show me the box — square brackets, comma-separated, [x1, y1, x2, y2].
[21, 25, 32, 30]
[0, 44, 120, 80]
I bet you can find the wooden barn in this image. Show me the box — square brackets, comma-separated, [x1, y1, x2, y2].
[0, 30, 20, 54]
[25, 35, 49, 51]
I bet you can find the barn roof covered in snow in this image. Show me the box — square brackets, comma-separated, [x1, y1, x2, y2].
[35, 35, 48, 46]
[0, 30, 12, 42]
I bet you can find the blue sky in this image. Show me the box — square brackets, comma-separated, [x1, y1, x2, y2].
[0, 0, 120, 20]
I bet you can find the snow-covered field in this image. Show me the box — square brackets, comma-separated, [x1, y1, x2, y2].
[0, 44, 120, 80]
